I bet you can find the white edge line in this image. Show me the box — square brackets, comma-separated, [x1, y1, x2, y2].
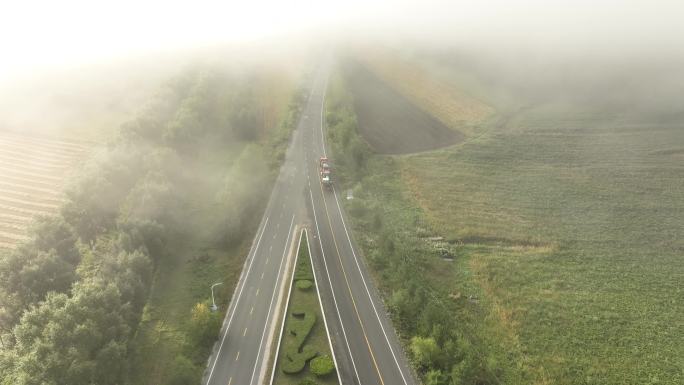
[320, 72, 328, 158]
[268, 227, 303, 385]
[249, 215, 295, 385]
[317, 66, 410, 385]
[205, 55, 308, 384]
[306, 228, 343, 385]
[309, 188, 361, 383]
[332, 187, 410, 385]
[205, 216, 270, 383]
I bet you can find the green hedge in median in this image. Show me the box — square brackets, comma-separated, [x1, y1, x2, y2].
[310, 355, 335, 377]
[296, 279, 313, 291]
[273, 230, 338, 384]
[294, 235, 314, 282]
[281, 308, 318, 372]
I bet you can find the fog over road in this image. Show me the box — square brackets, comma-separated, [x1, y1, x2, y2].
[203, 61, 415, 385]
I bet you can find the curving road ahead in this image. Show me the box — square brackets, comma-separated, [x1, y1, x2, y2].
[203, 61, 416, 385]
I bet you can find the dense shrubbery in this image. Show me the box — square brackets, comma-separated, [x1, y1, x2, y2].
[276, 232, 337, 384]
[326, 72, 502, 385]
[325, 74, 372, 186]
[188, 302, 222, 349]
[281, 310, 317, 374]
[309, 355, 335, 377]
[0, 216, 81, 335]
[0, 67, 299, 384]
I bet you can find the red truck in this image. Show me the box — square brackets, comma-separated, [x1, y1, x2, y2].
[319, 157, 332, 188]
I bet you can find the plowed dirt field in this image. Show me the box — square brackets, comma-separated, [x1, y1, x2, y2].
[344, 62, 464, 154]
[0, 131, 88, 249]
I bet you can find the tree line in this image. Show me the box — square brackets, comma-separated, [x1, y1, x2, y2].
[0, 67, 304, 384]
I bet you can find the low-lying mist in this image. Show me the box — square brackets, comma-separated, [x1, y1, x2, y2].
[416, 44, 684, 118]
[0, 41, 311, 141]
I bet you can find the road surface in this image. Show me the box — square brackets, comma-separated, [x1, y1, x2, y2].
[203, 62, 416, 385]
[201, 88, 307, 385]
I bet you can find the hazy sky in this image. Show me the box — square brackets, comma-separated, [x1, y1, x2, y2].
[1, 0, 683, 78]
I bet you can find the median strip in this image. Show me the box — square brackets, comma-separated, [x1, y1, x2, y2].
[270, 229, 339, 385]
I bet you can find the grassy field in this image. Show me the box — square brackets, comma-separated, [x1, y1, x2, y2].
[331, 53, 684, 384]
[273, 230, 338, 385]
[0, 131, 89, 249]
[398, 107, 684, 384]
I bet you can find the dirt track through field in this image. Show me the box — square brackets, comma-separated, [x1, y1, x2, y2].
[0, 131, 87, 249]
[344, 62, 463, 154]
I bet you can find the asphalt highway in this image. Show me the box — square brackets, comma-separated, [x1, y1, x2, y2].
[203, 62, 416, 385]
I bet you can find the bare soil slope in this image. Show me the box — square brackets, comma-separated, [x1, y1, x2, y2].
[355, 49, 495, 136]
[344, 62, 463, 154]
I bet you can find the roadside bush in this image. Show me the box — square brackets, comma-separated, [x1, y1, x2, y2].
[169, 355, 198, 385]
[310, 354, 335, 377]
[296, 279, 313, 291]
[325, 73, 372, 187]
[347, 198, 368, 219]
[189, 302, 221, 350]
[424, 369, 448, 385]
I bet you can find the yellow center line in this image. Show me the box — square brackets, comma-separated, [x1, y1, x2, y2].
[318, 179, 386, 385]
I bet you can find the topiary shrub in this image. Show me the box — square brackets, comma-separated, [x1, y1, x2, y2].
[281, 310, 317, 374]
[296, 279, 313, 291]
[310, 354, 335, 377]
[281, 346, 317, 374]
